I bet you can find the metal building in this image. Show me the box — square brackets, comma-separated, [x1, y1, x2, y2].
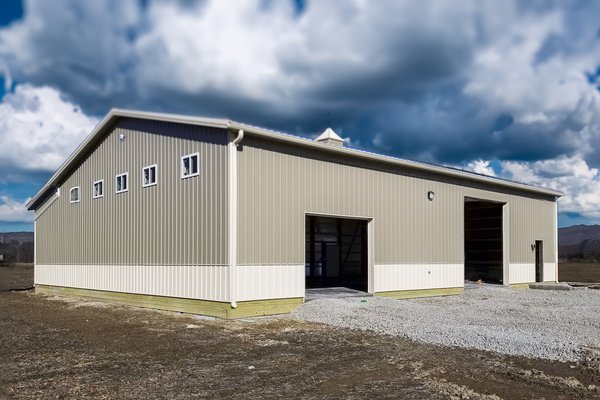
[27, 109, 562, 318]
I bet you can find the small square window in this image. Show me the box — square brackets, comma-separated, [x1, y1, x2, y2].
[116, 173, 129, 193]
[93, 180, 104, 199]
[69, 187, 80, 203]
[181, 153, 199, 179]
[143, 165, 157, 187]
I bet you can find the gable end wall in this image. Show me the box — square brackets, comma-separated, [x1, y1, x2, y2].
[34, 118, 230, 302]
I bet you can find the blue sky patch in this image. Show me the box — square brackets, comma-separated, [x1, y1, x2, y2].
[0, 0, 23, 27]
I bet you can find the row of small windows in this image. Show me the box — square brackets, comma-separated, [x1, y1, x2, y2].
[69, 153, 199, 203]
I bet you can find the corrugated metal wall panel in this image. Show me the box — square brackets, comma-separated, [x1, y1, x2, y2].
[35, 264, 229, 301]
[374, 264, 464, 292]
[543, 262, 557, 282]
[509, 263, 536, 284]
[237, 137, 557, 268]
[236, 264, 304, 301]
[35, 118, 229, 300]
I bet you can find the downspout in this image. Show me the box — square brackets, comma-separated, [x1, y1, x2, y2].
[233, 128, 245, 146]
[229, 129, 244, 309]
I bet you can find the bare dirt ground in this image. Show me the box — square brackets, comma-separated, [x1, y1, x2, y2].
[559, 262, 600, 283]
[0, 264, 34, 291]
[1, 266, 599, 399]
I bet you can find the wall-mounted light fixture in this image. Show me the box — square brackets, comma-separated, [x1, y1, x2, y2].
[531, 243, 536, 252]
[427, 191, 435, 201]
[119, 133, 126, 141]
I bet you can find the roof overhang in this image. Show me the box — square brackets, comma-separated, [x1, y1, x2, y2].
[27, 108, 564, 211]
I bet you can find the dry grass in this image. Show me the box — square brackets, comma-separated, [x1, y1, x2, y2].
[559, 263, 600, 283]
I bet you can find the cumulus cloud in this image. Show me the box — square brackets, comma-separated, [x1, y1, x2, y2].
[0, 195, 32, 223]
[0, 84, 98, 182]
[494, 156, 600, 220]
[466, 160, 496, 177]
[0, 0, 599, 222]
[0, 1, 140, 108]
[2, 1, 596, 146]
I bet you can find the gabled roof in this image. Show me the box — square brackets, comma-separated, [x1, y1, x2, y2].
[27, 108, 563, 210]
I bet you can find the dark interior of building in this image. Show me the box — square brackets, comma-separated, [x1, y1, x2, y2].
[305, 216, 368, 291]
[464, 200, 504, 283]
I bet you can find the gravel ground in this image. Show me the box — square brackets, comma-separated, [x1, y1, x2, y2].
[292, 285, 600, 363]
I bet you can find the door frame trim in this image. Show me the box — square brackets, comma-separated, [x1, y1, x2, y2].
[304, 212, 375, 293]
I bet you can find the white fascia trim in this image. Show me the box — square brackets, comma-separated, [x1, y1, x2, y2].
[180, 152, 200, 179]
[115, 172, 129, 194]
[69, 186, 81, 203]
[142, 164, 158, 187]
[92, 179, 104, 199]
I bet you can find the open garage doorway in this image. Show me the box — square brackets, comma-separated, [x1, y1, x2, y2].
[464, 199, 505, 284]
[305, 215, 368, 292]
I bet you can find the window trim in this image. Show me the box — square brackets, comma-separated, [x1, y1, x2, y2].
[92, 179, 104, 199]
[115, 172, 129, 194]
[142, 164, 158, 188]
[69, 186, 80, 203]
[181, 152, 200, 179]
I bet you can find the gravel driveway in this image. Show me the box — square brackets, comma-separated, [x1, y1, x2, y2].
[293, 285, 600, 363]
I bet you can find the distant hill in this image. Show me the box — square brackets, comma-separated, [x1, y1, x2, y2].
[0, 232, 34, 244]
[0, 232, 34, 264]
[559, 225, 600, 246]
[559, 225, 600, 262]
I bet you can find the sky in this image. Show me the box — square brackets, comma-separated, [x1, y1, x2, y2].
[0, 0, 599, 232]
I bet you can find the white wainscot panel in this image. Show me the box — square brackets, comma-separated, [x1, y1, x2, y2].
[543, 262, 557, 282]
[34, 264, 229, 302]
[374, 263, 463, 293]
[509, 263, 535, 284]
[236, 264, 304, 301]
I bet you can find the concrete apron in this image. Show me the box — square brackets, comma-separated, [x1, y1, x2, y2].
[305, 287, 372, 301]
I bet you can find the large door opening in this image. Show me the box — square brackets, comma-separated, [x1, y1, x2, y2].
[305, 216, 368, 291]
[464, 199, 505, 284]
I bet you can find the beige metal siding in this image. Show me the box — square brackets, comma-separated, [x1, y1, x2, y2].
[35, 118, 229, 267]
[237, 137, 557, 266]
